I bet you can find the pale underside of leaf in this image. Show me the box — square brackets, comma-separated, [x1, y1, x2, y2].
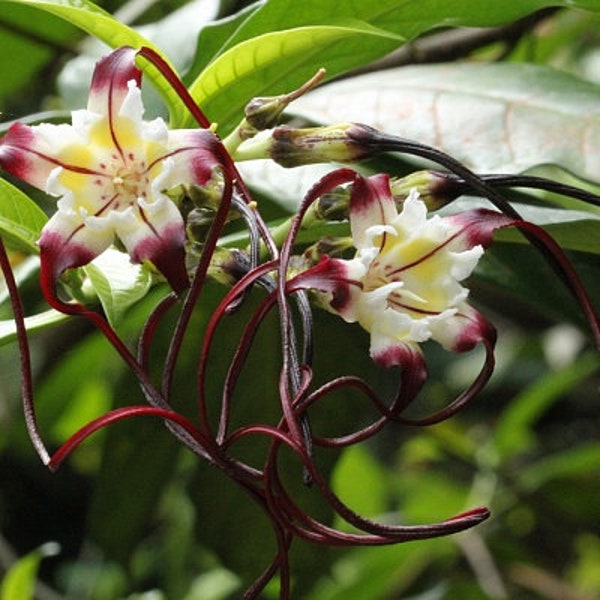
[288, 63, 600, 183]
[83, 248, 153, 327]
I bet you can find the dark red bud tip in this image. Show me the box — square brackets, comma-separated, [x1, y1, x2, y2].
[446, 506, 491, 524]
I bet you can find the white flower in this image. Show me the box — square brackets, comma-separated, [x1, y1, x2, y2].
[293, 173, 494, 367]
[0, 46, 222, 292]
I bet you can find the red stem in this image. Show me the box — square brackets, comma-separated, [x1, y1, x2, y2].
[0, 242, 50, 465]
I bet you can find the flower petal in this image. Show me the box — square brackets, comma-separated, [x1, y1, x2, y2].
[86, 46, 141, 118]
[429, 304, 495, 352]
[349, 173, 398, 249]
[38, 211, 113, 281]
[287, 255, 365, 321]
[445, 208, 515, 249]
[0, 121, 97, 191]
[369, 330, 422, 369]
[161, 129, 223, 187]
[112, 195, 188, 293]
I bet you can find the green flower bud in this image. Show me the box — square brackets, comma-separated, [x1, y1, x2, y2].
[390, 170, 465, 211]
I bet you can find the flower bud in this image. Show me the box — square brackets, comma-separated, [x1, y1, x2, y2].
[390, 170, 464, 211]
[244, 69, 326, 133]
[209, 247, 251, 286]
[270, 123, 375, 167]
[186, 207, 217, 244]
[302, 236, 353, 265]
[314, 186, 351, 221]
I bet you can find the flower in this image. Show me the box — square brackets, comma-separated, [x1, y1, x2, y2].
[0, 46, 222, 294]
[291, 173, 496, 367]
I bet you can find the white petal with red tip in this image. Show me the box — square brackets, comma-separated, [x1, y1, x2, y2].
[349, 173, 398, 249]
[312, 178, 491, 360]
[115, 195, 184, 260]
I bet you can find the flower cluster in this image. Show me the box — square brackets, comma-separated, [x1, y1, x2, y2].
[1, 47, 598, 599]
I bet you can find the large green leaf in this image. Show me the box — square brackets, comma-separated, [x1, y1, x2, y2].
[1, 0, 187, 125]
[185, 0, 261, 81]
[0, 179, 47, 253]
[288, 62, 600, 183]
[0, 4, 80, 110]
[185, 0, 600, 132]
[190, 0, 600, 76]
[186, 22, 402, 131]
[473, 242, 600, 329]
[1, 0, 147, 47]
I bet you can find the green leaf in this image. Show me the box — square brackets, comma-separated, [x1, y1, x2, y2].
[189, 0, 600, 76]
[493, 352, 600, 460]
[0, 179, 47, 253]
[0, 542, 60, 600]
[184, 0, 600, 132]
[186, 1, 261, 81]
[2, 0, 145, 46]
[0, 4, 80, 108]
[2, 0, 187, 125]
[82, 249, 153, 327]
[517, 443, 600, 493]
[331, 445, 390, 529]
[474, 242, 600, 329]
[0, 309, 67, 346]
[288, 62, 600, 183]
[0, 256, 67, 346]
[186, 22, 402, 132]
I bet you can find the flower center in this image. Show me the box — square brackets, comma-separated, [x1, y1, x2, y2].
[363, 255, 438, 318]
[97, 151, 151, 209]
[364, 260, 396, 293]
[112, 165, 149, 199]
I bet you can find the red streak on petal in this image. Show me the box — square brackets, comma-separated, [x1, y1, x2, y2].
[387, 295, 441, 316]
[146, 131, 222, 186]
[387, 229, 462, 278]
[0, 122, 108, 181]
[137, 203, 160, 238]
[94, 193, 120, 217]
[89, 47, 141, 162]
